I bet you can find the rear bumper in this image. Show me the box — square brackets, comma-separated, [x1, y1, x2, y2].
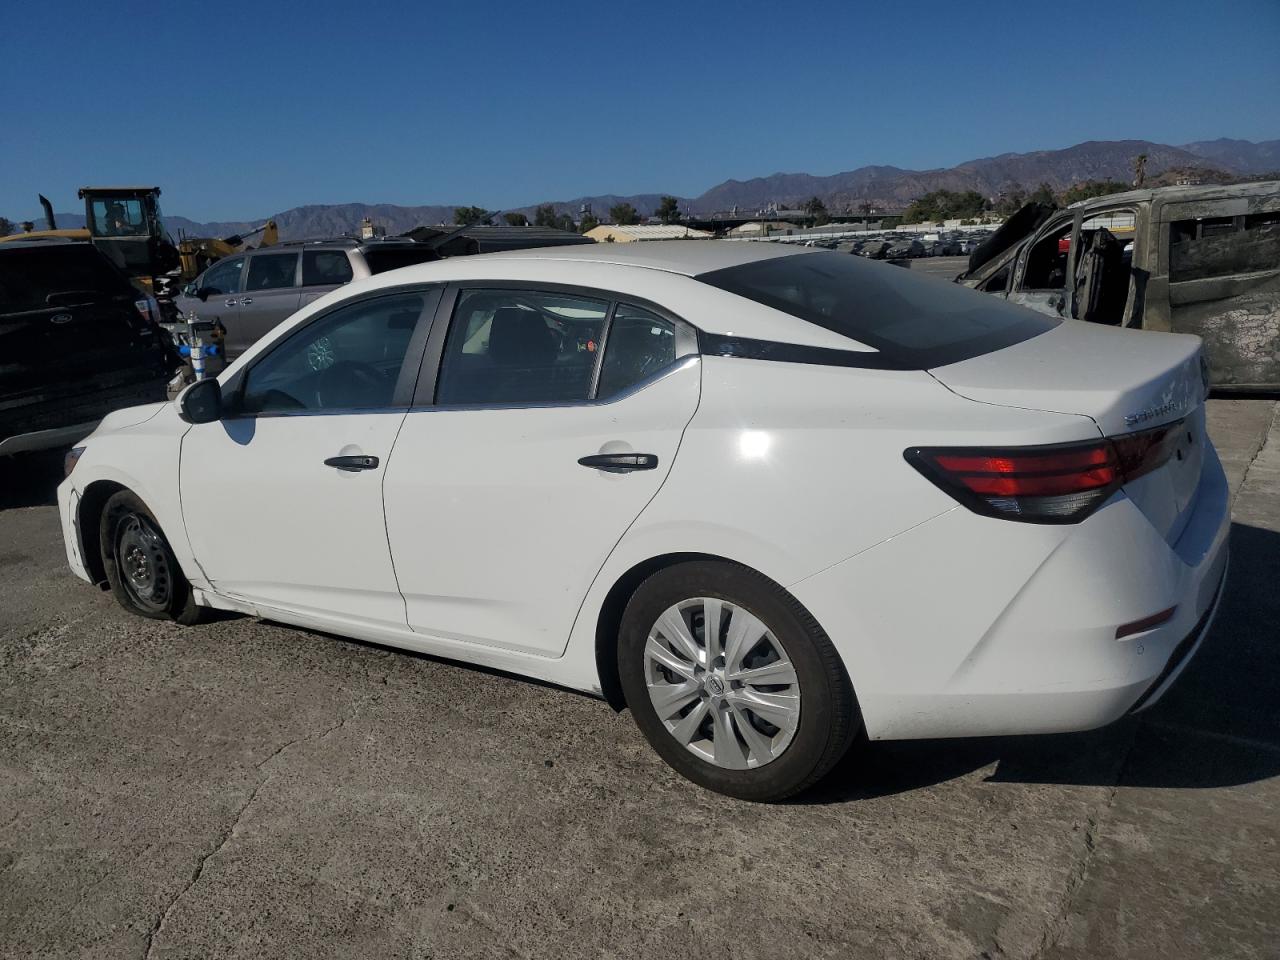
[790, 440, 1232, 740]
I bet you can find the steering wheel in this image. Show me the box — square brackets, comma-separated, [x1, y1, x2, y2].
[314, 360, 389, 409]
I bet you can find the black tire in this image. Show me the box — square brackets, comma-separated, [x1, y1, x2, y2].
[100, 490, 207, 625]
[618, 560, 859, 802]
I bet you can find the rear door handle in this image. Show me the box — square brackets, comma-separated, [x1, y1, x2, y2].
[578, 453, 658, 473]
[224, 298, 238, 307]
[239, 297, 253, 306]
[324, 454, 380, 472]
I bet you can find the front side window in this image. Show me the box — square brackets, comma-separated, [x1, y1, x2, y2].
[597, 305, 677, 398]
[303, 250, 354, 286]
[239, 293, 425, 414]
[436, 290, 609, 405]
[245, 253, 299, 291]
[200, 256, 244, 296]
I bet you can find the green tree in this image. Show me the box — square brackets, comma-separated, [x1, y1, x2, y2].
[902, 189, 988, 223]
[1028, 182, 1056, 206]
[804, 196, 830, 226]
[0, 216, 13, 236]
[502, 212, 529, 226]
[533, 204, 560, 227]
[555, 213, 576, 232]
[656, 196, 682, 224]
[1058, 180, 1130, 205]
[609, 202, 640, 225]
[453, 206, 492, 226]
[579, 213, 600, 234]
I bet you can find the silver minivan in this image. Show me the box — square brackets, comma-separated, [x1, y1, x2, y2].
[176, 239, 441, 358]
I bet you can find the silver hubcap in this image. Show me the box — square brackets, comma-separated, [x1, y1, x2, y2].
[644, 597, 800, 770]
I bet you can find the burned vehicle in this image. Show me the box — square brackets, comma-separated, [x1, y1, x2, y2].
[0, 240, 178, 456]
[958, 181, 1280, 391]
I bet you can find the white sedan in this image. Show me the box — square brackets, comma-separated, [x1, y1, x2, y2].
[58, 241, 1230, 801]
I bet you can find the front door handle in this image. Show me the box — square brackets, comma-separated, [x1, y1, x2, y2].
[224, 298, 238, 307]
[578, 452, 658, 473]
[239, 297, 253, 306]
[324, 454, 380, 472]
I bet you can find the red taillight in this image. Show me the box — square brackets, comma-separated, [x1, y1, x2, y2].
[906, 420, 1183, 524]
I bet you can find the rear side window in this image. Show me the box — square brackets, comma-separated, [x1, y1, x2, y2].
[698, 251, 1058, 368]
[436, 289, 608, 405]
[245, 253, 299, 291]
[0, 245, 134, 312]
[362, 247, 440, 275]
[302, 250, 354, 286]
[1169, 213, 1280, 282]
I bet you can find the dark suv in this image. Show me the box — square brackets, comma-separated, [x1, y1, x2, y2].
[0, 240, 179, 455]
[175, 239, 444, 358]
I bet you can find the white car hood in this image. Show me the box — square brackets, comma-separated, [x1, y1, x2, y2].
[92, 400, 171, 436]
[928, 320, 1205, 437]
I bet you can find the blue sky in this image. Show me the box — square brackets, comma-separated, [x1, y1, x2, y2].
[3, 0, 1278, 221]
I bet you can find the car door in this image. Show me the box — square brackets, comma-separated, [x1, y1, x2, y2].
[184, 255, 245, 336]
[232, 251, 303, 355]
[382, 286, 701, 657]
[179, 287, 439, 628]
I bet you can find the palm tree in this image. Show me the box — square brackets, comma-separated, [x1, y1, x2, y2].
[1132, 153, 1148, 188]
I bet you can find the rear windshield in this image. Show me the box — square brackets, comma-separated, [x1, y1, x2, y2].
[698, 251, 1058, 368]
[361, 246, 439, 275]
[0, 245, 134, 313]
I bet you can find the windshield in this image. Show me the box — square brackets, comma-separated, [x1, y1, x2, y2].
[698, 251, 1059, 367]
[90, 198, 149, 239]
[0, 245, 135, 313]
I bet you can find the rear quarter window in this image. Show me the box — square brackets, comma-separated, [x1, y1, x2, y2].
[698, 251, 1058, 368]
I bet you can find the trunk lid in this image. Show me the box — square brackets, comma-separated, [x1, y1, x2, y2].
[929, 320, 1208, 542]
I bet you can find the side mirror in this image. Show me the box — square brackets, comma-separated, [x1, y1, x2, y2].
[177, 378, 222, 424]
[196, 287, 212, 302]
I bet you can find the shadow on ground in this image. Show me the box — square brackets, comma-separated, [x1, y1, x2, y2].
[804, 520, 1280, 803]
[0, 451, 64, 511]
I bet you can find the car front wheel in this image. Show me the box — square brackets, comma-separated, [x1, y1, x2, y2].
[618, 561, 859, 802]
[100, 490, 206, 625]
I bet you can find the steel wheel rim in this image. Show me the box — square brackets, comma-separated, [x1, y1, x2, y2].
[644, 597, 800, 770]
[117, 514, 171, 611]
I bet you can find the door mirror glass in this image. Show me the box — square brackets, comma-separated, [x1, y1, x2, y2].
[177, 378, 222, 423]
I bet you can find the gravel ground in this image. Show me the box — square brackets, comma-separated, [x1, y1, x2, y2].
[1, 399, 1277, 960]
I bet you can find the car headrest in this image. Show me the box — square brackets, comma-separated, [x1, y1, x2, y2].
[489, 307, 556, 366]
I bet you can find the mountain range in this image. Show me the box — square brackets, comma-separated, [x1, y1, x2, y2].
[12, 137, 1278, 241]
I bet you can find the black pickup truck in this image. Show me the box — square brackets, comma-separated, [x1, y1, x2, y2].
[0, 240, 179, 456]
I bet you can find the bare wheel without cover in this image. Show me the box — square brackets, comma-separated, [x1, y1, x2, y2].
[100, 490, 207, 625]
[619, 560, 859, 802]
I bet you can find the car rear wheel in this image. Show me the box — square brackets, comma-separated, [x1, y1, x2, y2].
[100, 490, 206, 625]
[618, 561, 859, 801]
